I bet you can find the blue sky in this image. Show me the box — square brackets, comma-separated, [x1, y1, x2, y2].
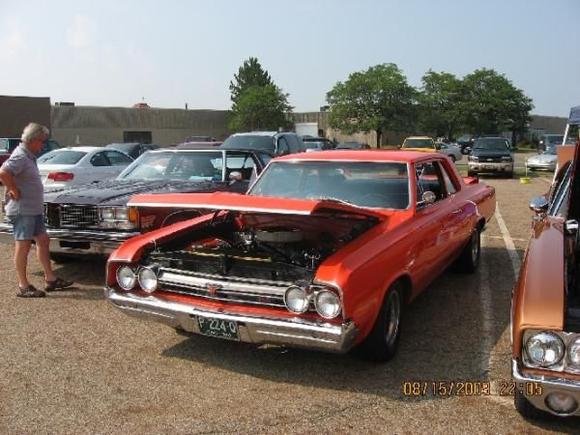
[1, 0, 578, 116]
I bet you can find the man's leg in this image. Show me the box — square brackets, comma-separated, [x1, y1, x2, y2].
[14, 240, 32, 288]
[34, 232, 56, 283]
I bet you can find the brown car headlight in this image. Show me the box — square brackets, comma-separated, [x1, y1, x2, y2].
[116, 265, 137, 291]
[524, 332, 565, 368]
[314, 290, 341, 319]
[568, 337, 580, 369]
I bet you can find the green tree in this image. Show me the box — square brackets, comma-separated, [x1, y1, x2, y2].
[417, 70, 463, 139]
[228, 84, 293, 131]
[459, 68, 533, 139]
[326, 63, 416, 146]
[229, 57, 273, 104]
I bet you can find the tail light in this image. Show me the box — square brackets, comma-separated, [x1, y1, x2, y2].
[47, 172, 74, 182]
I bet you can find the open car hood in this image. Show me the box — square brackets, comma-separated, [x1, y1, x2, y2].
[128, 192, 387, 220]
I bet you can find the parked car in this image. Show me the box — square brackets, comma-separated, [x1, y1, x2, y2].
[184, 135, 217, 143]
[456, 134, 475, 154]
[0, 148, 269, 260]
[302, 137, 335, 152]
[105, 150, 496, 361]
[221, 131, 305, 156]
[105, 143, 160, 160]
[467, 137, 514, 177]
[435, 142, 463, 162]
[0, 137, 62, 166]
[526, 144, 558, 171]
[176, 141, 222, 149]
[511, 144, 580, 419]
[336, 141, 371, 150]
[38, 146, 133, 191]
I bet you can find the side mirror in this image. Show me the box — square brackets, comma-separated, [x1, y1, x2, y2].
[529, 196, 549, 214]
[228, 171, 243, 183]
[417, 191, 436, 208]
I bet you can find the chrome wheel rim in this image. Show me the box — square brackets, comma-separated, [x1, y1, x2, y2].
[385, 291, 401, 347]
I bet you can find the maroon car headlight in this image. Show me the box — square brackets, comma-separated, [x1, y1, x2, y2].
[284, 286, 310, 314]
[314, 290, 341, 319]
[116, 265, 137, 291]
[524, 331, 565, 368]
[137, 267, 158, 294]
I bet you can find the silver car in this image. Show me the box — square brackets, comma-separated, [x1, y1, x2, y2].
[436, 142, 463, 162]
[526, 145, 557, 171]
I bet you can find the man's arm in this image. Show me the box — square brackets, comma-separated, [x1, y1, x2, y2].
[0, 168, 20, 200]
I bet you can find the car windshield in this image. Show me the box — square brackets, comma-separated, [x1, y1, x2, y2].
[37, 150, 86, 165]
[545, 135, 564, 145]
[473, 138, 509, 151]
[403, 139, 434, 149]
[249, 161, 409, 209]
[544, 145, 557, 155]
[304, 141, 326, 150]
[221, 135, 275, 152]
[119, 151, 224, 181]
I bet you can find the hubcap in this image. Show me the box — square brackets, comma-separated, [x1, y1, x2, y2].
[385, 291, 401, 347]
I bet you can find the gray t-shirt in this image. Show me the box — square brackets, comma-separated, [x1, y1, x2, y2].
[1, 144, 44, 216]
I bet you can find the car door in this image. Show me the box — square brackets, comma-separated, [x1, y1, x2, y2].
[409, 160, 453, 289]
[89, 151, 118, 182]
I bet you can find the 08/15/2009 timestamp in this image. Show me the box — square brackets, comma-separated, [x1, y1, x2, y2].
[401, 380, 543, 397]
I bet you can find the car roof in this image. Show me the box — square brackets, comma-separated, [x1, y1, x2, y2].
[52, 146, 102, 152]
[275, 150, 445, 163]
[405, 136, 432, 140]
[232, 131, 279, 137]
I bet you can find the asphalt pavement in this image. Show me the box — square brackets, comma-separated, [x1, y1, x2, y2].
[1, 173, 579, 434]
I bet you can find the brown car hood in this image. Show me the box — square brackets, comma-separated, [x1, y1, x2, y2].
[128, 192, 387, 220]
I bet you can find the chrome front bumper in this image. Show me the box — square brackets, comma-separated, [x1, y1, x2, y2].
[468, 162, 514, 173]
[526, 162, 556, 171]
[105, 287, 359, 353]
[512, 359, 580, 417]
[0, 222, 138, 255]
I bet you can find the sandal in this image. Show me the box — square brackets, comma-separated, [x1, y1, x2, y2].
[17, 285, 46, 298]
[45, 277, 74, 292]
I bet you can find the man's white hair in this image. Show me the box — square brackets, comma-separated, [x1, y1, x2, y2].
[21, 122, 49, 144]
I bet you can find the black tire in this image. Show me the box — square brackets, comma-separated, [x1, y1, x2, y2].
[514, 389, 549, 420]
[357, 283, 403, 362]
[449, 155, 456, 162]
[457, 228, 480, 273]
[50, 253, 75, 263]
[505, 171, 514, 179]
[467, 170, 476, 177]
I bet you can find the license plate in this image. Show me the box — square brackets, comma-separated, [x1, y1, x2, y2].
[197, 317, 239, 341]
[484, 165, 495, 170]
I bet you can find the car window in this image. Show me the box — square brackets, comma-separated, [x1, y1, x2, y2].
[438, 162, 458, 195]
[548, 161, 572, 217]
[415, 161, 445, 203]
[277, 137, 290, 155]
[105, 150, 133, 166]
[226, 153, 256, 181]
[38, 150, 87, 165]
[90, 152, 111, 167]
[0, 139, 9, 152]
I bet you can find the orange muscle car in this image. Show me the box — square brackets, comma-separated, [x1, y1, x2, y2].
[511, 106, 580, 418]
[105, 150, 495, 361]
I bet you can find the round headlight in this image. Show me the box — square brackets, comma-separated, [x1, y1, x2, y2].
[138, 267, 158, 293]
[284, 286, 309, 314]
[116, 265, 136, 291]
[525, 332, 565, 367]
[568, 337, 580, 369]
[314, 290, 341, 319]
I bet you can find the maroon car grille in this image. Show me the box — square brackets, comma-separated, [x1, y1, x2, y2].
[45, 204, 99, 228]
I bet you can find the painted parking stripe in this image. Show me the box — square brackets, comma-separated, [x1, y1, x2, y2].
[493, 205, 521, 278]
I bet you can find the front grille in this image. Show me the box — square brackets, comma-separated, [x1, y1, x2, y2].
[480, 156, 503, 163]
[158, 267, 289, 308]
[59, 205, 99, 228]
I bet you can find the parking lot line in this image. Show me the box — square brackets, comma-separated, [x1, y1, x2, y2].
[493, 205, 521, 278]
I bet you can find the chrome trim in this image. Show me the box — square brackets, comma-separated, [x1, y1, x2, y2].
[522, 330, 580, 374]
[512, 359, 580, 417]
[105, 287, 359, 353]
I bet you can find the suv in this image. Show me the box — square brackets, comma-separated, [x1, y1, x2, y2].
[467, 137, 514, 177]
[221, 131, 305, 156]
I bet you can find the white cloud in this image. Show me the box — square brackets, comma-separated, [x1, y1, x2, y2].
[66, 14, 95, 49]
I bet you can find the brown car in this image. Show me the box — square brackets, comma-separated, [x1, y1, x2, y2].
[511, 138, 580, 418]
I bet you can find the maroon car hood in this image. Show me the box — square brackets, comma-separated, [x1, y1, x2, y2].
[128, 192, 386, 220]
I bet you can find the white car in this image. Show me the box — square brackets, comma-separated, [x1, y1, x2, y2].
[38, 146, 133, 191]
[436, 142, 463, 162]
[525, 146, 558, 171]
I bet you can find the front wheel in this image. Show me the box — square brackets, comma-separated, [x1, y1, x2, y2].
[449, 154, 456, 162]
[457, 228, 480, 273]
[357, 284, 403, 362]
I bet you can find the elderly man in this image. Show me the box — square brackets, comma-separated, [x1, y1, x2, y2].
[0, 123, 73, 297]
